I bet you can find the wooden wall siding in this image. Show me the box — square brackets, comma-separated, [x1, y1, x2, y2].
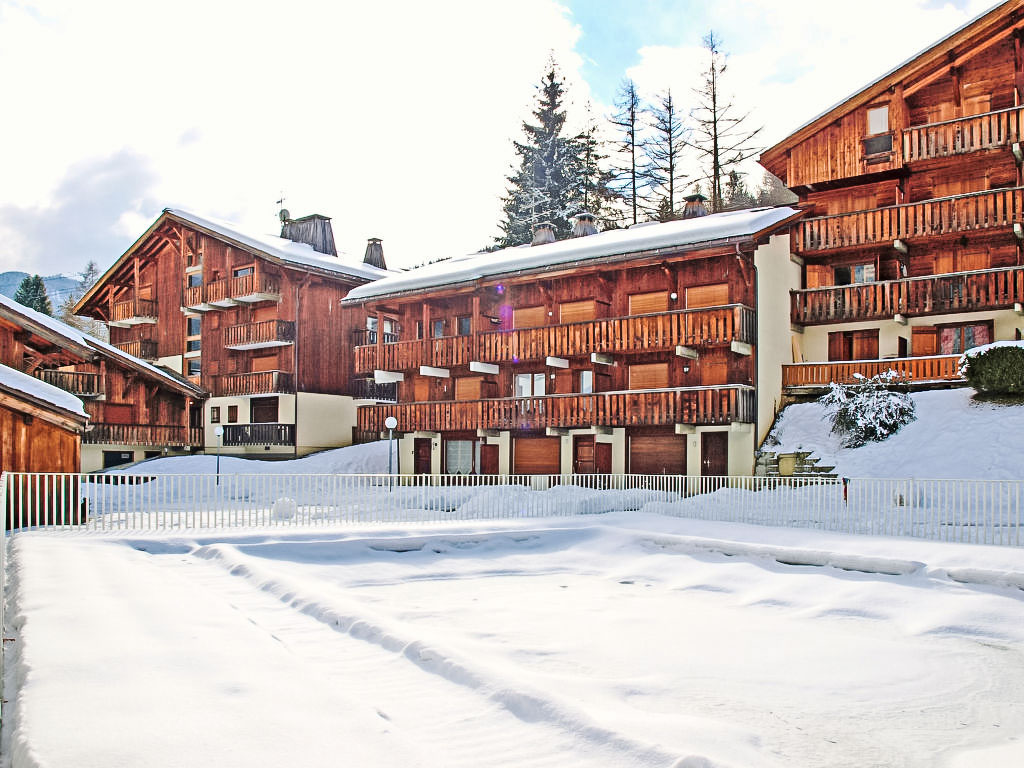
[33, 370, 103, 397]
[797, 186, 1024, 252]
[782, 354, 963, 389]
[903, 105, 1024, 161]
[83, 423, 198, 447]
[0, 400, 80, 474]
[791, 264, 1024, 324]
[355, 306, 756, 373]
[223, 320, 296, 349]
[357, 386, 755, 433]
[786, 105, 900, 189]
[215, 370, 295, 397]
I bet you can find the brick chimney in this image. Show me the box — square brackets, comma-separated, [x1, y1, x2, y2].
[531, 222, 556, 246]
[571, 211, 598, 238]
[280, 213, 337, 256]
[681, 194, 709, 219]
[363, 237, 387, 269]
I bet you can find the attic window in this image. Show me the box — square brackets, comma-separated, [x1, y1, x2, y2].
[864, 105, 892, 156]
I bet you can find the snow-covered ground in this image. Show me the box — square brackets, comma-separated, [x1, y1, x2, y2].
[5, 513, 1024, 768]
[767, 387, 1024, 479]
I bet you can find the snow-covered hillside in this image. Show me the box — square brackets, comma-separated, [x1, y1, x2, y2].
[766, 387, 1024, 479]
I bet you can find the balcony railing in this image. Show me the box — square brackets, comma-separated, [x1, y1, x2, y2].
[231, 273, 281, 303]
[354, 305, 755, 374]
[782, 355, 963, 390]
[110, 298, 158, 326]
[84, 423, 195, 446]
[797, 187, 1024, 252]
[223, 320, 295, 349]
[214, 370, 295, 396]
[351, 328, 400, 346]
[188, 275, 282, 310]
[222, 423, 295, 446]
[791, 265, 1024, 325]
[33, 370, 103, 397]
[350, 377, 398, 402]
[114, 340, 159, 360]
[903, 106, 1024, 163]
[357, 385, 754, 433]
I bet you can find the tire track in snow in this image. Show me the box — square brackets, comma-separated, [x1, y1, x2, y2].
[154, 543, 694, 768]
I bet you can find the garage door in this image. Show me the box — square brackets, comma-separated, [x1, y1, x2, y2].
[629, 435, 686, 475]
[513, 437, 561, 475]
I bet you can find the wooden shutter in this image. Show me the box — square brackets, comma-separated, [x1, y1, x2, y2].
[805, 265, 832, 289]
[559, 300, 597, 324]
[513, 305, 547, 328]
[700, 349, 729, 386]
[628, 292, 669, 315]
[630, 435, 686, 475]
[912, 327, 939, 356]
[828, 332, 850, 361]
[685, 283, 729, 309]
[513, 437, 560, 475]
[957, 248, 990, 272]
[628, 362, 669, 390]
[455, 376, 482, 401]
[851, 330, 879, 360]
[252, 354, 278, 372]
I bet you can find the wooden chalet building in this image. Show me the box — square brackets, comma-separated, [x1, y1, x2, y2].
[0, 292, 203, 472]
[74, 209, 390, 459]
[344, 206, 801, 477]
[761, 0, 1024, 394]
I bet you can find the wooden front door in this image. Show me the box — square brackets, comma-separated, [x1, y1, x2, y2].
[413, 438, 432, 474]
[573, 436, 596, 474]
[701, 432, 728, 477]
[480, 444, 499, 475]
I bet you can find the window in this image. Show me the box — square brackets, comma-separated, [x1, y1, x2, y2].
[232, 265, 254, 278]
[210, 406, 220, 424]
[833, 263, 876, 285]
[579, 370, 594, 394]
[514, 372, 546, 398]
[187, 359, 201, 377]
[187, 317, 201, 336]
[186, 339, 201, 352]
[940, 322, 991, 355]
[366, 316, 397, 343]
[445, 440, 477, 475]
[227, 405, 239, 423]
[187, 273, 203, 288]
[432, 319, 445, 338]
[250, 397, 278, 423]
[457, 316, 472, 336]
[867, 105, 889, 135]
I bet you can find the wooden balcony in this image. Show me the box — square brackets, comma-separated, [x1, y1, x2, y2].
[796, 187, 1024, 253]
[791, 265, 1024, 325]
[84, 423, 197, 447]
[357, 385, 754, 433]
[182, 285, 211, 312]
[231, 273, 281, 303]
[223, 320, 295, 350]
[222, 423, 295, 446]
[350, 377, 398, 402]
[214, 370, 295, 396]
[114, 339, 159, 360]
[782, 355, 963, 391]
[353, 305, 756, 374]
[903, 106, 1024, 163]
[109, 298, 158, 327]
[34, 370, 103, 398]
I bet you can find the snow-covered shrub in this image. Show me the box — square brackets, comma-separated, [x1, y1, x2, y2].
[959, 341, 1024, 394]
[820, 370, 915, 448]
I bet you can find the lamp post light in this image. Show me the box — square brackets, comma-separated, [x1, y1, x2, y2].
[384, 416, 398, 491]
[214, 425, 224, 486]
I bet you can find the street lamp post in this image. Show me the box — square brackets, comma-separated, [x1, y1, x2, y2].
[384, 416, 398, 491]
[214, 425, 224, 486]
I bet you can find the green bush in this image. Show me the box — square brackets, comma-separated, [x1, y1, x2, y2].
[960, 344, 1024, 394]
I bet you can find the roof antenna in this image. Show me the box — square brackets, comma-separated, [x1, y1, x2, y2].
[276, 193, 289, 224]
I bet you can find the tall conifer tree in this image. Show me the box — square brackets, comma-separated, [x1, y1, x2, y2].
[14, 274, 53, 316]
[642, 89, 687, 221]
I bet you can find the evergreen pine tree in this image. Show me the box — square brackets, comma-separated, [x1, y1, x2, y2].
[641, 89, 688, 221]
[722, 170, 756, 210]
[755, 171, 798, 206]
[497, 59, 587, 247]
[576, 106, 620, 229]
[58, 261, 108, 340]
[14, 274, 53, 316]
[609, 79, 644, 225]
[685, 32, 763, 213]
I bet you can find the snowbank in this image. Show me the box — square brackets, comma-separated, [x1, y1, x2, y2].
[767, 387, 1024, 479]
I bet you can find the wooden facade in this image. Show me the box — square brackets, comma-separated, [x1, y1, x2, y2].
[75, 209, 384, 455]
[761, 1, 1024, 391]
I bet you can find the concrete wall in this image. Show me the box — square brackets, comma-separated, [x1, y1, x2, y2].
[82, 444, 190, 473]
[755, 232, 801, 446]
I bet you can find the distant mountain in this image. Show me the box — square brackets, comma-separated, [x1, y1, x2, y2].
[0, 271, 83, 308]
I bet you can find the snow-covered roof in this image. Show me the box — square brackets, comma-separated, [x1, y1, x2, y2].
[164, 209, 392, 283]
[0, 362, 87, 420]
[345, 206, 801, 302]
[0, 292, 92, 352]
[84, 333, 205, 397]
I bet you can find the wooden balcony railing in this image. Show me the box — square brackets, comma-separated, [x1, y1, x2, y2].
[903, 106, 1024, 163]
[357, 385, 754, 433]
[354, 305, 755, 374]
[797, 187, 1024, 252]
[114, 339, 159, 359]
[111, 298, 158, 324]
[33, 370, 103, 397]
[791, 265, 1024, 325]
[182, 285, 205, 308]
[350, 377, 398, 402]
[223, 320, 295, 349]
[222, 423, 295, 446]
[782, 355, 963, 389]
[230, 273, 280, 302]
[214, 370, 295, 396]
[84, 423, 194, 446]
